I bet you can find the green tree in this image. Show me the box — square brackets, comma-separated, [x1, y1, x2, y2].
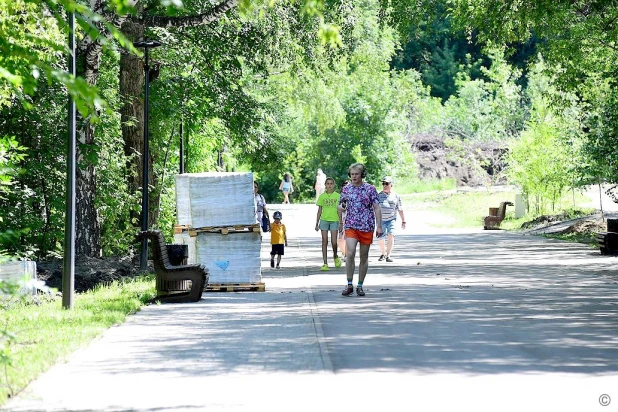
[506, 57, 584, 213]
[391, 0, 487, 101]
[0, 0, 345, 256]
[441, 48, 525, 143]
[0, 135, 26, 257]
[250, 0, 422, 200]
[449, 0, 618, 189]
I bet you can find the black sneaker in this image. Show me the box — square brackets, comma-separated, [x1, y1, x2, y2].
[356, 286, 366, 296]
[270, 258, 275, 268]
[378, 255, 385, 261]
[342, 285, 354, 296]
[386, 257, 393, 262]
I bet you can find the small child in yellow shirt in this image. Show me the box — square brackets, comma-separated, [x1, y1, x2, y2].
[270, 211, 288, 269]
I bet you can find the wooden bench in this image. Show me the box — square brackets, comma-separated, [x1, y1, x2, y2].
[483, 201, 514, 230]
[597, 231, 618, 255]
[136, 230, 208, 303]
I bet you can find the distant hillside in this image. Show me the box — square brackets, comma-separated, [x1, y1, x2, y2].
[412, 134, 508, 187]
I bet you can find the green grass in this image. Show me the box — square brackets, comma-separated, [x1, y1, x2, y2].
[401, 185, 596, 230]
[543, 232, 599, 245]
[0, 276, 156, 406]
[397, 178, 457, 194]
[401, 189, 518, 228]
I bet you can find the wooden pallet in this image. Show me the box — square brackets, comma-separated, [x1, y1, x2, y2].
[205, 282, 266, 292]
[187, 224, 261, 236]
[173, 224, 191, 234]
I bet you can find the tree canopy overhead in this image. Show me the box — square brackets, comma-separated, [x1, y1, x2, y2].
[449, 0, 618, 87]
[5, 0, 618, 258]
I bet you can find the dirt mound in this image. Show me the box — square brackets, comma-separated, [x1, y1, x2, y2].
[519, 211, 606, 243]
[560, 219, 606, 235]
[37, 255, 142, 293]
[519, 210, 591, 229]
[413, 134, 507, 186]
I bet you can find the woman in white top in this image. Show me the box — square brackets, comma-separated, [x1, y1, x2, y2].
[279, 172, 294, 204]
[254, 181, 269, 231]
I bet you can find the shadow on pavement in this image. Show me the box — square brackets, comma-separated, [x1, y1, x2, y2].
[305, 232, 618, 375]
[62, 292, 325, 378]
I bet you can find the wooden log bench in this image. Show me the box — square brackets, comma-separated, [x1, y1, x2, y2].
[136, 230, 209, 303]
[483, 201, 514, 230]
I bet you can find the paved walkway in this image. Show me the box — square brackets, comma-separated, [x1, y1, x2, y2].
[5, 204, 618, 411]
[582, 184, 618, 213]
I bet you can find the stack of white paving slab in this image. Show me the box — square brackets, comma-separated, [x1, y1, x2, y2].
[174, 172, 263, 289]
[0, 260, 37, 295]
[175, 172, 258, 228]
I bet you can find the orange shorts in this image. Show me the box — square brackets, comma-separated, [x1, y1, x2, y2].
[345, 229, 373, 245]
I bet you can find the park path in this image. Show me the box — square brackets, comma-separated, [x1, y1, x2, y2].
[4, 202, 618, 411]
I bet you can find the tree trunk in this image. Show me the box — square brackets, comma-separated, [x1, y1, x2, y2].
[117, 1, 237, 231]
[75, 35, 103, 257]
[119, 21, 148, 228]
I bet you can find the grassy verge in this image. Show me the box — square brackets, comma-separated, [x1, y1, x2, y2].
[397, 178, 457, 194]
[0, 276, 156, 406]
[543, 232, 599, 246]
[400, 184, 597, 232]
[401, 188, 518, 228]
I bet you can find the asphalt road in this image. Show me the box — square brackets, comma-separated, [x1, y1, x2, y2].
[5, 203, 618, 412]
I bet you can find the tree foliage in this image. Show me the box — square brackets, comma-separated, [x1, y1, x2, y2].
[506, 58, 584, 213]
[249, 0, 421, 202]
[450, 0, 618, 189]
[6, 0, 618, 258]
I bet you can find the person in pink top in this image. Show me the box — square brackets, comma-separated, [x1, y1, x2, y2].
[338, 163, 383, 297]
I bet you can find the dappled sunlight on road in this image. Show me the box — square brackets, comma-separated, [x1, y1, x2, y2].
[264, 203, 618, 376]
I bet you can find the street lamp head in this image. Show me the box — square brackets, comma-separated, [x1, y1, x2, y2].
[133, 39, 162, 49]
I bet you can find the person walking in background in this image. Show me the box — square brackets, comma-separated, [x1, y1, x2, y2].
[377, 176, 406, 262]
[254, 181, 269, 232]
[337, 180, 350, 262]
[279, 172, 294, 204]
[314, 168, 327, 203]
[270, 211, 287, 269]
[338, 163, 382, 296]
[315, 177, 342, 271]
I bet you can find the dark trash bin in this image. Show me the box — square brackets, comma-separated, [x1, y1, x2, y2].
[166, 244, 189, 266]
[607, 218, 618, 233]
[598, 231, 618, 255]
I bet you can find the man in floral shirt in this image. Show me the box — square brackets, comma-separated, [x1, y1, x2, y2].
[338, 163, 383, 296]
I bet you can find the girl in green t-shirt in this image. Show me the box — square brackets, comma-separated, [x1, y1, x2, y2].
[315, 177, 342, 271]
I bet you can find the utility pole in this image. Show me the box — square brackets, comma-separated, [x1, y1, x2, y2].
[62, 9, 76, 309]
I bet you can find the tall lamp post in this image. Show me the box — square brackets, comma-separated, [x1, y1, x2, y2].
[133, 39, 161, 272]
[62, 9, 76, 309]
